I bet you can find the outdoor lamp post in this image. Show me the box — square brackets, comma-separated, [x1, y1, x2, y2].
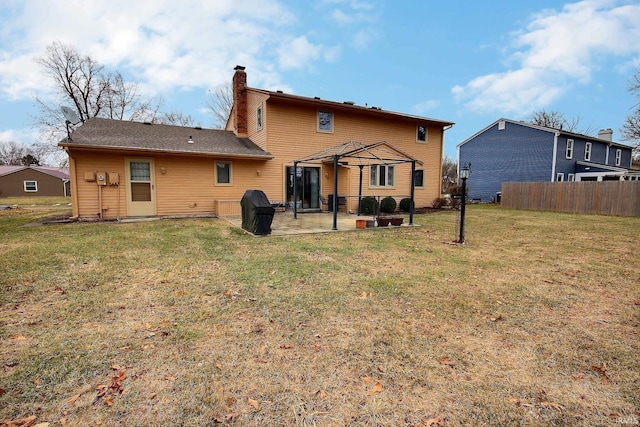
[458, 163, 470, 244]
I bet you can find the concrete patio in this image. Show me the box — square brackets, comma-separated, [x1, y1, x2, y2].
[224, 212, 415, 236]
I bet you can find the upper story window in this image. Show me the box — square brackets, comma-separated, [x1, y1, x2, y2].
[370, 164, 395, 188]
[317, 110, 333, 133]
[615, 149, 622, 166]
[24, 180, 37, 192]
[584, 142, 592, 161]
[256, 105, 263, 131]
[215, 161, 232, 185]
[498, 120, 506, 130]
[566, 139, 574, 159]
[416, 125, 427, 143]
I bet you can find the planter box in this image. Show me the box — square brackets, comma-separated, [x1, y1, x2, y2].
[377, 217, 391, 227]
[390, 217, 404, 226]
[356, 219, 367, 229]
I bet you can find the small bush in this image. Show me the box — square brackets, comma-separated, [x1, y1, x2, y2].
[432, 197, 449, 209]
[359, 196, 378, 215]
[379, 196, 397, 214]
[399, 197, 414, 213]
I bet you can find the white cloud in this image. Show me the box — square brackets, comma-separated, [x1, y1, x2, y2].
[453, 0, 640, 116]
[413, 99, 441, 115]
[278, 36, 340, 70]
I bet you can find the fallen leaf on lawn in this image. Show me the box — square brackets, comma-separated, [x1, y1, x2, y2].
[367, 381, 383, 395]
[104, 395, 114, 407]
[11, 335, 27, 341]
[2, 415, 37, 427]
[439, 357, 456, 367]
[33, 378, 41, 385]
[572, 373, 585, 379]
[539, 400, 563, 411]
[634, 299, 640, 306]
[215, 363, 222, 369]
[591, 363, 609, 384]
[60, 418, 67, 426]
[315, 389, 326, 399]
[67, 393, 81, 406]
[508, 397, 521, 405]
[164, 374, 176, 381]
[225, 396, 235, 407]
[33, 423, 50, 427]
[247, 398, 259, 409]
[279, 343, 292, 349]
[217, 386, 224, 394]
[361, 376, 374, 384]
[313, 344, 322, 351]
[490, 315, 503, 322]
[149, 393, 157, 399]
[225, 413, 239, 421]
[360, 292, 368, 298]
[0, 387, 6, 395]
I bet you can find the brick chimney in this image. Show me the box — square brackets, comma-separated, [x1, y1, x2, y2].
[598, 128, 613, 141]
[232, 65, 248, 136]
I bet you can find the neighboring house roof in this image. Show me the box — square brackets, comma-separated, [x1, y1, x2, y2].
[59, 118, 273, 159]
[252, 88, 455, 128]
[457, 118, 634, 149]
[0, 165, 69, 180]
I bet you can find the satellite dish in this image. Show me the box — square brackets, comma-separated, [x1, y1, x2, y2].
[60, 106, 81, 125]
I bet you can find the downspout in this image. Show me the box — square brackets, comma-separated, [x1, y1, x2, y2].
[551, 132, 559, 181]
[293, 161, 298, 220]
[409, 160, 415, 226]
[332, 155, 339, 231]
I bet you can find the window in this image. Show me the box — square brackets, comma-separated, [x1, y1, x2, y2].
[498, 120, 505, 130]
[615, 149, 621, 166]
[584, 142, 592, 161]
[416, 125, 427, 143]
[215, 161, 232, 185]
[370, 164, 395, 188]
[566, 139, 574, 159]
[24, 180, 37, 192]
[568, 173, 575, 182]
[317, 110, 333, 133]
[414, 169, 424, 187]
[256, 105, 263, 131]
[556, 173, 564, 182]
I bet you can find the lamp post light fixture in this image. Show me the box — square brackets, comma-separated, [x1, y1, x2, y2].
[458, 163, 471, 244]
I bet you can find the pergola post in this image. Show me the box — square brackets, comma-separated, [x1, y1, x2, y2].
[293, 161, 298, 219]
[410, 160, 415, 225]
[357, 164, 364, 216]
[332, 155, 339, 230]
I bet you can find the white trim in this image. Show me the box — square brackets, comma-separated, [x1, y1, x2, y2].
[556, 173, 564, 182]
[615, 149, 621, 166]
[551, 132, 559, 181]
[24, 180, 38, 192]
[584, 142, 592, 161]
[215, 161, 233, 186]
[416, 125, 427, 143]
[567, 173, 575, 181]
[317, 110, 334, 133]
[565, 139, 574, 159]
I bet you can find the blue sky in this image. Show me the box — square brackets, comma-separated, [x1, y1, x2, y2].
[1, 0, 639, 164]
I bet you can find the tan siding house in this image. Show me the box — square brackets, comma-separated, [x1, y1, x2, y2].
[60, 66, 453, 220]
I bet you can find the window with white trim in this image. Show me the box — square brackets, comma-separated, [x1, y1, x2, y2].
[498, 120, 505, 130]
[370, 164, 395, 188]
[215, 161, 232, 185]
[556, 173, 564, 182]
[416, 125, 427, 143]
[414, 169, 424, 187]
[317, 110, 333, 133]
[568, 173, 575, 182]
[566, 139, 574, 159]
[584, 142, 592, 161]
[615, 149, 621, 166]
[24, 180, 37, 192]
[256, 105, 263, 131]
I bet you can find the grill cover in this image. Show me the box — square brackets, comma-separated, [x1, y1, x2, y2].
[240, 190, 275, 235]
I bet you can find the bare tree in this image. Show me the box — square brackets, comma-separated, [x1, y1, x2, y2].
[0, 141, 45, 166]
[207, 82, 233, 129]
[621, 68, 640, 159]
[528, 109, 594, 135]
[441, 155, 457, 193]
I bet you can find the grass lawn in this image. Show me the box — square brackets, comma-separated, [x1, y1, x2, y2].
[0, 203, 638, 426]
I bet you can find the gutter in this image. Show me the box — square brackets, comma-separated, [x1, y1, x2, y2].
[551, 131, 559, 181]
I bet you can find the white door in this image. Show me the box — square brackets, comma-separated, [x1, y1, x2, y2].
[126, 158, 156, 216]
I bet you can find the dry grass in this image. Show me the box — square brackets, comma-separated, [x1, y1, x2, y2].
[0, 204, 638, 426]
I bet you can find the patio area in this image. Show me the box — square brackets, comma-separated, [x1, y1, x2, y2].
[224, 212, 415, 236]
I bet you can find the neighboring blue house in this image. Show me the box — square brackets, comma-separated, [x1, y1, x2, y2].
[457, 118, 638, 202]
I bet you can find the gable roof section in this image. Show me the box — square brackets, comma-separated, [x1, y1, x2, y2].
[0, 165, 69, 180]
[457, 118, 634, 149]
[293, 140, 423, 166]
[252, 88, 455, 128]
[59, 118, 273, 159]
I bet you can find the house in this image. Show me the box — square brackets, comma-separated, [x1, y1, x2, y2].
[457, 118, 638, 202]
[0, 165, 70, 197]
[59, 66, 454, 220]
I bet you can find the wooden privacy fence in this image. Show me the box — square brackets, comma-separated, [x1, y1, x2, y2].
[501, 181, 640, 216]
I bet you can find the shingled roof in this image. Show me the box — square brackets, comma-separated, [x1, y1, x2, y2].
[59, 118, 272, 159]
